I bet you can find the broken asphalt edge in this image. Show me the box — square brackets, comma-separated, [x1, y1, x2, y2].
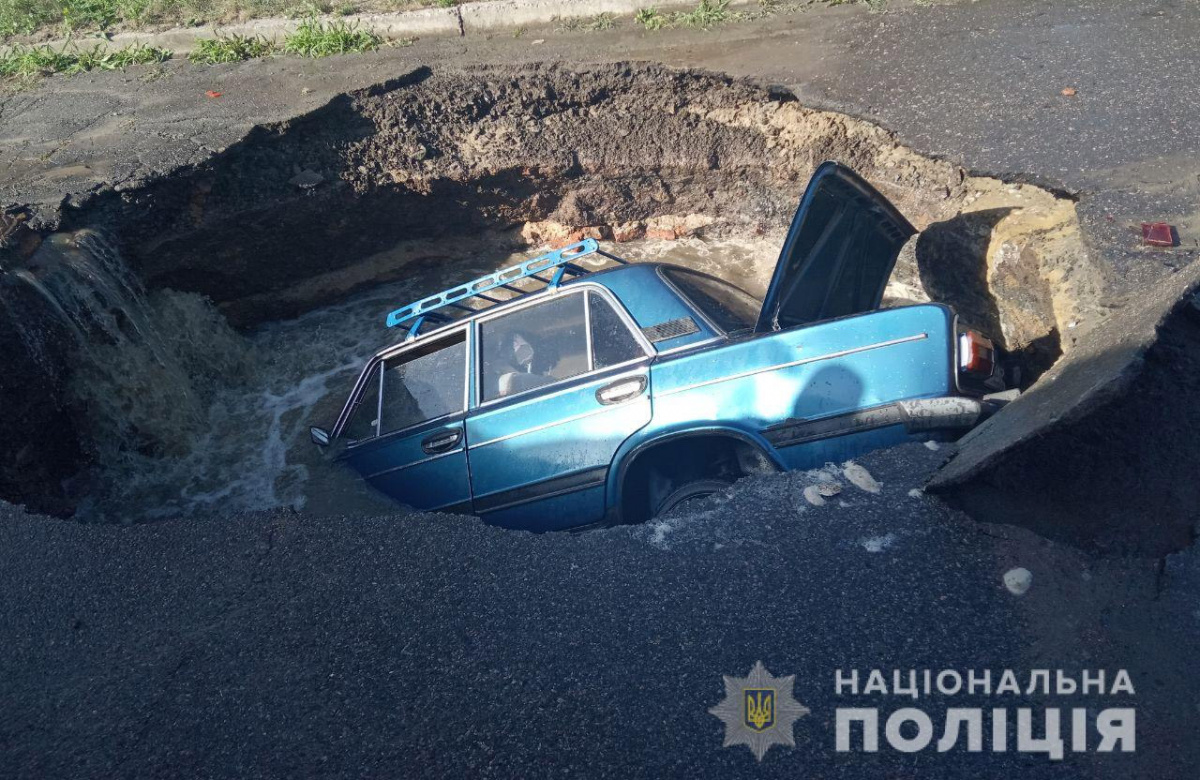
[928, 258, 1200, 491]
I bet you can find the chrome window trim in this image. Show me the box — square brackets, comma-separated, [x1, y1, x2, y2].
[583, 290, 595, 372]
[374, 361, 385, 438]
[655, 335, 725, 358]
[472, 283, 655, 410]
[656, 332, 929, 398]
[464, 323, 473, 412]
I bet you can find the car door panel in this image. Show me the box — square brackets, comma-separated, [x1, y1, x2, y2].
[344, 415, 472, 512]
[338, 328, 473, 513]
[467, 365, 652, 530]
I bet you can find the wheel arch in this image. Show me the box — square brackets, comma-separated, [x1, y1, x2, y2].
[607, 425, 784, 523]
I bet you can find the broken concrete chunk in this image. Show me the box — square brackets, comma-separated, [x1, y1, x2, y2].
[929, 259, 1200, 556]
[816, 482, 842, 498]
[802, 485, 826, 507]
[1003, 567, 1033, 595]
[289, 170, 325, 189]
[842, 462, 881, 493]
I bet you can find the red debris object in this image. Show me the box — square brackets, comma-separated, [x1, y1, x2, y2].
[205, 90, 222, 99]
[1141, 222, 1175, 247]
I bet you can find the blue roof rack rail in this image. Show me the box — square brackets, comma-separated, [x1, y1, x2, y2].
[385, 238, 628, 339]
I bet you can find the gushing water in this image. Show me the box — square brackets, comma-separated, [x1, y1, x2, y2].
[2, 230, 781, 523]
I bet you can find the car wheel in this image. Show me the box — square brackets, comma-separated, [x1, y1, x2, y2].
[653, 479, 731, 519]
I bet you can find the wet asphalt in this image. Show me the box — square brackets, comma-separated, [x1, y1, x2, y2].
[2, 443, 1197, 778]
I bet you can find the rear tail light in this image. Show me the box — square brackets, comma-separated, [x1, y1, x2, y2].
[958, 330, 995, 376]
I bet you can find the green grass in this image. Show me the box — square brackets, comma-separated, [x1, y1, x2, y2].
[1, 14, 395, 84]
[635, 0, 736, 32]
[188, 32, 275, 64]
[1, 0, 60, 37]
[1, 0, 169, 37]
[0, 0, 430, 41]
[0, 40, 169, 76]
[281, 16, 380, 56]
[675, 0, 731, 28]
[634, 7, 666, 31]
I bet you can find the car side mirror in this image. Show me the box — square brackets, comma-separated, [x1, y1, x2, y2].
[310, 426, 331, 447]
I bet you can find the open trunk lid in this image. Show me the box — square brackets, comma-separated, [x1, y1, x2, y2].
[755, 161, 917, 333]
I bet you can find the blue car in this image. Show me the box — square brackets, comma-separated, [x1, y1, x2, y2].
[311, 162, 1006, 530]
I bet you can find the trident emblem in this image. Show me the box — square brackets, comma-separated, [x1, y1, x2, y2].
[744, 689, 775, 732]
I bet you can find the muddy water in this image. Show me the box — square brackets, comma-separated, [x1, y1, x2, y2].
[43, 233, 780, 523]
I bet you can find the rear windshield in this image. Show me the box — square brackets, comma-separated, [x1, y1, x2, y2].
[662, 268, 761, 334]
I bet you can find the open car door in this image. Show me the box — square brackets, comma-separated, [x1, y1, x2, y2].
[755, 161, 917, 333]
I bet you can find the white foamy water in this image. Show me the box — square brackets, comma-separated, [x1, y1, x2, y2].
[10, 231, 779, 523]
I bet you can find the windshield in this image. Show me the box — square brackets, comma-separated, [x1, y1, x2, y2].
[661, 267, 762, 334]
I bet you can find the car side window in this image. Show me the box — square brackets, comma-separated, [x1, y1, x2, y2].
[379, 331, 467, 435]
[342, 364, 381, 441]
[588, 291, 644, 368]
[480, 293, 588, 401]
[663, 268, 761, 334]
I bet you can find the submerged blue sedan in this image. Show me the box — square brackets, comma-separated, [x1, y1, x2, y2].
[311, 162, 1007, 530]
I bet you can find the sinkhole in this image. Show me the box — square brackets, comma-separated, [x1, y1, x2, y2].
[0, 63, 1105, 523]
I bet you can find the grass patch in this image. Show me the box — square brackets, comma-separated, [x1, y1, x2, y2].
[0, 40, 170, 77]
[1, 0, 431, 42]
[188, 32, 275, 64]
[675, 0, 730, 28]
[281, 16, 380, 56]
[636, 0, 743, 32]
[1, 0, 61, 37]
[634, 7, 666, 31]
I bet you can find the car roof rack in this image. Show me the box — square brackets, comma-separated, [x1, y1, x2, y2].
[385, 238, 630, 340]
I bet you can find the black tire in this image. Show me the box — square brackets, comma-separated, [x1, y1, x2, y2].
[653, 478, 731, 519]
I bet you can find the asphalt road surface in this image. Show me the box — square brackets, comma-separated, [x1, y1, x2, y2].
[2, 444, 1198, 778]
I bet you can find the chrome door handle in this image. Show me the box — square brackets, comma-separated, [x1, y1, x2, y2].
[421, 428, 462, 454]
[596, 375, 648, 405]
